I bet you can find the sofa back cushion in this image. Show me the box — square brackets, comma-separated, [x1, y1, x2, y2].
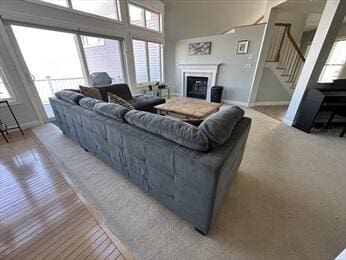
[125, 110, 209, 151]
[93, 103, 129, 122]
[79, 97, 103, 110]
[55, 90, 84, 104]
[199, 106, 244, 147]
[79, 85, 103, 100]
[107, 83, 133, 100]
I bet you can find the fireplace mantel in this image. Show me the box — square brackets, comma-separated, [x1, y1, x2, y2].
[178, 63, 221, 101]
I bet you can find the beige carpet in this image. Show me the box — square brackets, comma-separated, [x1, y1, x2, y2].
[32, 108, 346, 260]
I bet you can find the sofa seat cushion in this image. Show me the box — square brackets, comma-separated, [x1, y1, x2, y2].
[79, 85, 103, 100]
[94, 103, 129, 122]
[125, 110, 209, 151]
[129, 95, 165, 112]
[55, 90, 84, 104]
[79, 97, 103, 110]
[108, 92, 134, 110]
[199, 106, 244, 147]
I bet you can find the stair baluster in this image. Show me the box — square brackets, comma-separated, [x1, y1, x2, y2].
[266, 23, 305, 88]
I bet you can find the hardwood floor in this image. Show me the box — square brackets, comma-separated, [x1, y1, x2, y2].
[0, 130, 133, 260]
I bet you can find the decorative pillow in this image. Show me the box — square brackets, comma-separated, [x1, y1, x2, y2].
[125, 110, 209, 151]
[79, 97, 103, 110]
[79, 85, 103, 100]
[108, 92, 134, 110]
[93, 103, 129, 122]
[199, 106, 244, 147]
[55, 90, 84, 104]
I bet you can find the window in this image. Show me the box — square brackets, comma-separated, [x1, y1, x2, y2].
[129, 3, 161, 32]
[0, 67, 13, 100]
[319, 39, 346, 83]
[81, 37, 104, 48]
[129, 4, 145, 27]
[38, 0, 68, 7]
[81, 36, 125, 84]
[132, 39, 162, 84]
[71, 0, 120, 20]
[133, 40, 148, 83]
[37, 0, 120, 21]
[145, 10, 160, 31]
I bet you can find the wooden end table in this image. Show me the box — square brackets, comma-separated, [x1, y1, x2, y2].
[154, 98, 221, 119]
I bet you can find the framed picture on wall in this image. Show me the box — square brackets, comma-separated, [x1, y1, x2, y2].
[188, 41, 212, 55]
[236, 40, 249, 54]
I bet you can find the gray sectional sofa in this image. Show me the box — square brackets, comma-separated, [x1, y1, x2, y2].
[50, 90, 251, 235]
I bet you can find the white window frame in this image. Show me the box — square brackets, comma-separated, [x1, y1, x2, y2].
[132, 38, 163, 84]
[319, 37, 346, 83]
[25, 0, 122, 23]
[128, 2, 162, 33]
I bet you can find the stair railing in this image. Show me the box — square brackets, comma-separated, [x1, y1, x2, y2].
[267, 23, 305, 87]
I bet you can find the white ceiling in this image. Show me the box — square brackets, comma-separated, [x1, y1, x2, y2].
[276, 0, 326, 14]
[277, 0, 346, 31]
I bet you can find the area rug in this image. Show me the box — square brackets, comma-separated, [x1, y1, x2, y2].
[32, 108, 346, 260]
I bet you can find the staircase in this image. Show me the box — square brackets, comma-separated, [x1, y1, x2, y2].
[266, 23, 305, 90]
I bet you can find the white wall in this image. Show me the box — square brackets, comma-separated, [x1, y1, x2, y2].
[175, 24, 266, 104]
[164, 0, 266, 89]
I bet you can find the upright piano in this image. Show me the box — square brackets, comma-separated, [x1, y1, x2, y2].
[294, 79, 346, 133]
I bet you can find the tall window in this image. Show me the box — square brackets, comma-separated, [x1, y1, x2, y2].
[81, 36, 125, 84]
[38, 0, 68, 7]
[132, 39, 162, 84]
[129, 3, 161, 32]
[37, 0, 121, 21]
[0, 67, 13, 100]
[319, 39, 346, 83]
[71, 0, 120, 20]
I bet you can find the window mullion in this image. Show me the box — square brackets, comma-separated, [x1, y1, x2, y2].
[145, 41, 150, 81]
[143, 9, 147, 29]
[67, 0, 73, 8]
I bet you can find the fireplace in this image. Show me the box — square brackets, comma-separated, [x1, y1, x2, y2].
[179, 64, 221, 101]
[186, 76, 208, 99]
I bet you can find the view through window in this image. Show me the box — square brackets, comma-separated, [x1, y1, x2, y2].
[319, 39, 346, 83]
[38, 0, 120, 20]
[129, 3, 160, 32]
[132, 39, 162, 83]
[12, 25, 125, 119]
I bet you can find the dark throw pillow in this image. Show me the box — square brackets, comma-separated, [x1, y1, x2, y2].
[108, 92, 134, 110]
[79, 85, 103, 100]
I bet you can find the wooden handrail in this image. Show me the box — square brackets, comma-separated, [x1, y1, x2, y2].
[254, 15, 264, 25]
[275, 23, 305, 62]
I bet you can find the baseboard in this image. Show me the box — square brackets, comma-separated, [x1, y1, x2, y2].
[282, 118, 293, 126]
[254, 101, 290, 106]
[222, 99, 249, 107]
[7, 120, 42, 130]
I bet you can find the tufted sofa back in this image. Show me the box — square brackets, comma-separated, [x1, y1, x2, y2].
[49, 95, 251, 234]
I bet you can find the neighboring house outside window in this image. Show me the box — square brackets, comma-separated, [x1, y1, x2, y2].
[0, 67, 14, 101]
[36, 0, 121, 21]
[319, 39, 346, 83]
[132, 39, 162, 84]
[129, 3, 161, 32]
